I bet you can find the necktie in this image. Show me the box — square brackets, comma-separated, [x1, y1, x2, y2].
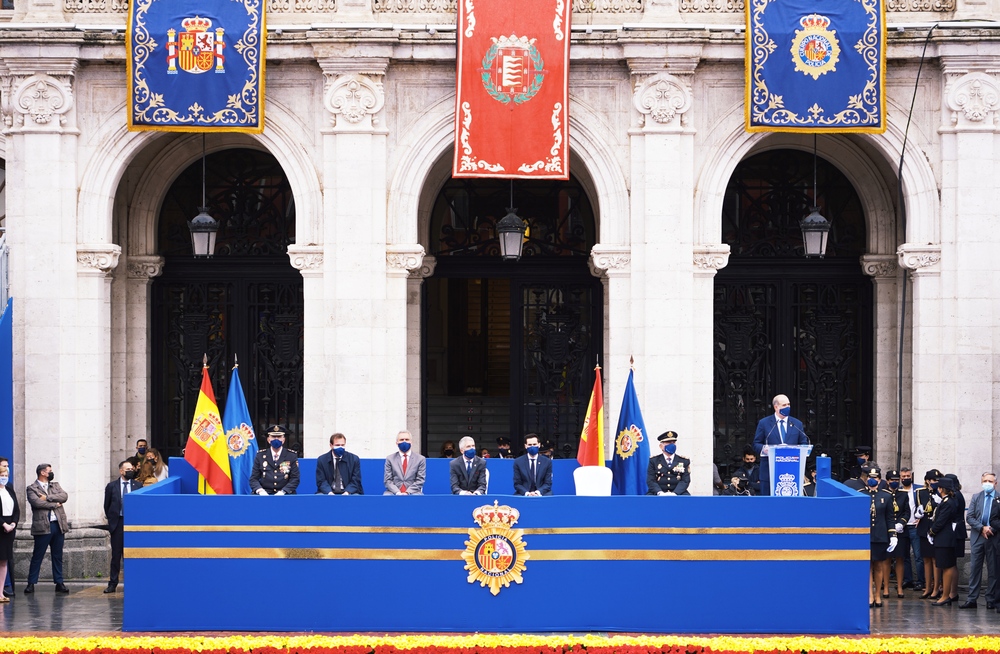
[400, 455, 408, 494]
[333, 458, 343, 493]
[987, 493, 993, 521]
[530, 459, 536, 481]
[779, 419, 787, 444]
[121, 482, 127, 516]
[530, 459, 537, 492]
[466, 460, 472, 477]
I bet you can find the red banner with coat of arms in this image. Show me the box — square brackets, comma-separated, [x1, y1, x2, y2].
[453, 0, 571, 179]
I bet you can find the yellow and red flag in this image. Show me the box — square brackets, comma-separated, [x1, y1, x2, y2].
[577, 365, 605, 466]
[184, 364, 233, 494]
[453, 0, 571, 179]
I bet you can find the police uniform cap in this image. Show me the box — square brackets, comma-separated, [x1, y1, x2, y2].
[496, 436, 511, 446]
[266, 425, 287, 437]
[657, 431, 679, 442]
[733, 469, 750, 481]
[886, 469, 900, 480]
[924, 468, 942, 481]
[851, 446, 872, 456]
[867, 466, 881, 478]
[937, 477, 956, 492]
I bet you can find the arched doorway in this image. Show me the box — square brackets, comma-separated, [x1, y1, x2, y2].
[423, 176, 601, 459]
[713, 149, 872, 480]
[151, 148, 303, 458]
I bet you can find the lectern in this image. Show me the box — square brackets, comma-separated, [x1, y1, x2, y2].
[767, 444, 813, 496]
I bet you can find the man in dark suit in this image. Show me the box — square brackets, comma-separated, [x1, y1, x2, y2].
[961, 471, 998, 608]
[646, 431, 691, 496]
[103, 460, 140, 593]
[513, 433, 552, 496]
[752, 394, 808, 495]
[250, 425, 301, 495]
[900, 467, 925, 590]
[449, 436, 488, 495]
[316, 432, 363, 495]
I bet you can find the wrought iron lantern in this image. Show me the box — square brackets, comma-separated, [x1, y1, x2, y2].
[800, 135, 831, 258]
[496, 208, 526, 261]
[187, 135, 219, 257]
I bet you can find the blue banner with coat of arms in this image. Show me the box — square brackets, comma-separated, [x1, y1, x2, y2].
[127, 0, 265, 132]
[746, 0, 884, 133]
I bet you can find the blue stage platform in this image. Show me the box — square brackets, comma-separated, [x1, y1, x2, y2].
[123, 457, 869, 634]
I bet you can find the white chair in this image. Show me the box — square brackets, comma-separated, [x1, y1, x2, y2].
[573, 465, 613, 496]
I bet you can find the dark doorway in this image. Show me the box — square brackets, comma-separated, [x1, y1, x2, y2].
[423, 177, 601, 460]
[151, 148, 303, 458]
[713, 149, 872, 481]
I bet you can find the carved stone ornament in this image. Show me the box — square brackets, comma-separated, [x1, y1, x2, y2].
[287, 245, 324, 277]
[946, 72, 1000, 128]
[324, 74, 385, 130]
[632, 73, 692, 130]
[77, 245, 122, 276]
[589, 245, 631, 278]
[408, 255, 437, 280]
[692, 244, 731, 275]
[897, 243, 941, 275]
[11, 74, 74, 132]
[386, 244, 426, 277]
[860, 254, 898, 279]
[126, 255, 165, 280]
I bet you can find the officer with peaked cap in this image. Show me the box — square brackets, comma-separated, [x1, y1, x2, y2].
[848, 446, 873, 481]
[249, 425, 300, 495]
[495, 436, 513, 459]
[646, 431, 691, 496]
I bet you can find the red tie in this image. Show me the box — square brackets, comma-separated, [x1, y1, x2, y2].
[400, 454, 408, 494]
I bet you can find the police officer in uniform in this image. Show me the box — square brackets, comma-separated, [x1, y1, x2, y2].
[915, 469, 942, 599]
[249, 425, 300, 495]
[866, 466, 898, 608]
[885, 469, 911, 598]
[495, 437, 513, 459]
[646, 431, 691, 496]
[723, 469, 753, 496]
[846, 446, 873, 485]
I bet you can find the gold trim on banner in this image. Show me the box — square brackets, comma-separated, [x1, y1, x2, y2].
[125, 547, 866, 561]
[126, 524, 867, 535]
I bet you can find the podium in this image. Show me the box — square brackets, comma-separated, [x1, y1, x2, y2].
[767, 444, 813, 496]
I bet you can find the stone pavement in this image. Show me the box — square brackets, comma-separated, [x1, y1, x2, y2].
[2, 582, 1000, 636]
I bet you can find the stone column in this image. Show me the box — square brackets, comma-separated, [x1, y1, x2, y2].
[861, 255, 902, 466]
[386, 244, 425, 452]
[589, 245, 631, 460]
[121, 256, 163, 469]
[405, 256, 436, 454]
[692, 244, 730, 479]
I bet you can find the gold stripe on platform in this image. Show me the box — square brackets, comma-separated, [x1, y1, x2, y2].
[126, 524, 866, 536]
[124, 547, 867, 561]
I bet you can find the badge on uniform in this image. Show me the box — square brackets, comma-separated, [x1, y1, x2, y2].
[675, 463, 685, 474]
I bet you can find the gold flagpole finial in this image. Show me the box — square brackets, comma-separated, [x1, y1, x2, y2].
[202, 353, 208, 368]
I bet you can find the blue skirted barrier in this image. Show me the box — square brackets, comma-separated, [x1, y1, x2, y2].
[123, 456, 868, 633]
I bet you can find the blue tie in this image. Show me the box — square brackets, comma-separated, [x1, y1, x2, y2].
[987, 493, 993, 521]
[779, 420, 787, 444]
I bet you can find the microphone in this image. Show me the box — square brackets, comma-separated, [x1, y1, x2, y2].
[760, 420, 778, 455]
[791, 422, 811, 445]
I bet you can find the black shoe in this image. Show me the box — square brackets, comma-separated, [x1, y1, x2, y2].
[989, 602, 996, 609]
[903, 582, 914, 589]
[2, 588, 12, 598]
[914, 583, 926, 591]
[54, 583, 69, 594]
[103, 583, 117, 594]
[23, 584, 34, 594]
[959, 601, 978, 609]
[932, 598, 954, 607]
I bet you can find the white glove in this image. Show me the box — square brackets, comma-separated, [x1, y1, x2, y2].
[255, 488, 267, 496]
[657, 491, 667, 496]
[927, 534, 934, 545]
[665, 491, 676, 496]
[895, 523, 904, 533]
[932, 494, 942, 505]
[914, 505, 925, 519]
[887, 536, 898, 553]
[275, 490, 285, 496]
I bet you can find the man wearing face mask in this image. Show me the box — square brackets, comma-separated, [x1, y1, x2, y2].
[127, 438, 148, 468]
[752, 394, 808, 496]
[384, 430, 424, 495]
[646, 431, 691, 496]
[845, 446, 873, 487]
[513, 433, 552, 496]
[960, 472, 998, 609]
[734, 445, 761, 495]
[25, 463, 70, 594]
[449, 436, 488, 495]
[250, 425, 301, 496]
[103, 460, 140, 593]
[724, 469, 754, 496]
[899, 467, 925, 591]
[316, 432, 362, 495]
[496, 436, 513, 459]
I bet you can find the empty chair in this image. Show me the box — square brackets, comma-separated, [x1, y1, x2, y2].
[574, 466, 613, 496]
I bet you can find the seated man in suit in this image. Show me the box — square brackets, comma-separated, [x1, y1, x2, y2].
[752, 394, 808, 495]
[646, 431, 691, 496]
[250, 425, 300, 495]
[513, 433, 552, 496]
[449, 436, 488, 495]
[317, 432, 364, 495]
[384, 430, 426, 495]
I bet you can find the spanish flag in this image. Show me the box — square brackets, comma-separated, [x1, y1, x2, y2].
[184, 362, 233, 494]
[577, 365, 605, 466]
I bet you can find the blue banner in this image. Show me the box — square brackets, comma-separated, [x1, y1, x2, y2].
[610, 369, 650, 495]
[222, 365, 258, 495]
[746, 0, 884, 133]
[128, 0, 265, 132]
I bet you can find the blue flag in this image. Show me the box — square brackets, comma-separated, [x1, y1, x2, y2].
[610, 369, 650, 495]
[222, 364, 258, 495]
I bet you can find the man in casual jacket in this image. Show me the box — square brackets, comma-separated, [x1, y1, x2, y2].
[25, 463, 70, 594]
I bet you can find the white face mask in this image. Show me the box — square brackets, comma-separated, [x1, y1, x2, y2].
[0, 476, 8, 486]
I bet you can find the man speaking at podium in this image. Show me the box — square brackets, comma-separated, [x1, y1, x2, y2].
[753, 394, 807, 496]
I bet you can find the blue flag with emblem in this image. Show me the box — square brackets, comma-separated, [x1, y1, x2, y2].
[127, 0, 265, 132]
[222, 362, 258, 495]
[610, 368, 650, 495]
[746, 0, 884, 133]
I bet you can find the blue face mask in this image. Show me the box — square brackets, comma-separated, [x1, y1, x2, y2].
[664, 443, 677, 455]
[137, 447, 147, 455]
[464, 448, 477, 459]
[867, 478, 879, 487]
[779, 407, 791, 417]
[398, 441, 412, 453]
[857, 457, 866, 466]
[270, 439, 283, 450]
[984, 482, 995, 493]
[526, 445, 540, 456]
[929, 482, 938, 491]
[333, 447, 346, 457]
[889, 481, 899, 490]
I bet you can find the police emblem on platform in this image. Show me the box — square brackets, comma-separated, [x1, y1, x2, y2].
[481, 35, 544, 105]
[462, 500, 529, 596]
[167, 16, 226, 75]
[226, 422, 255, 456]
[775, 472, 799, 497]
[615, 424, 644, 459]
[790, 14, 840, 80]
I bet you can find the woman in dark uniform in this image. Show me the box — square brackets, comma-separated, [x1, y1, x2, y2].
[866, 468, 896, 608]
[928, 476, 961, 606]
[943, 473, 966, 603]
[916, 469, 942, 599]
[885, 469, 911, 598]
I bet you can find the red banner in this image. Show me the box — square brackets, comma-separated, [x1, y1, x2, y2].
[453, 0, 571, 179]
